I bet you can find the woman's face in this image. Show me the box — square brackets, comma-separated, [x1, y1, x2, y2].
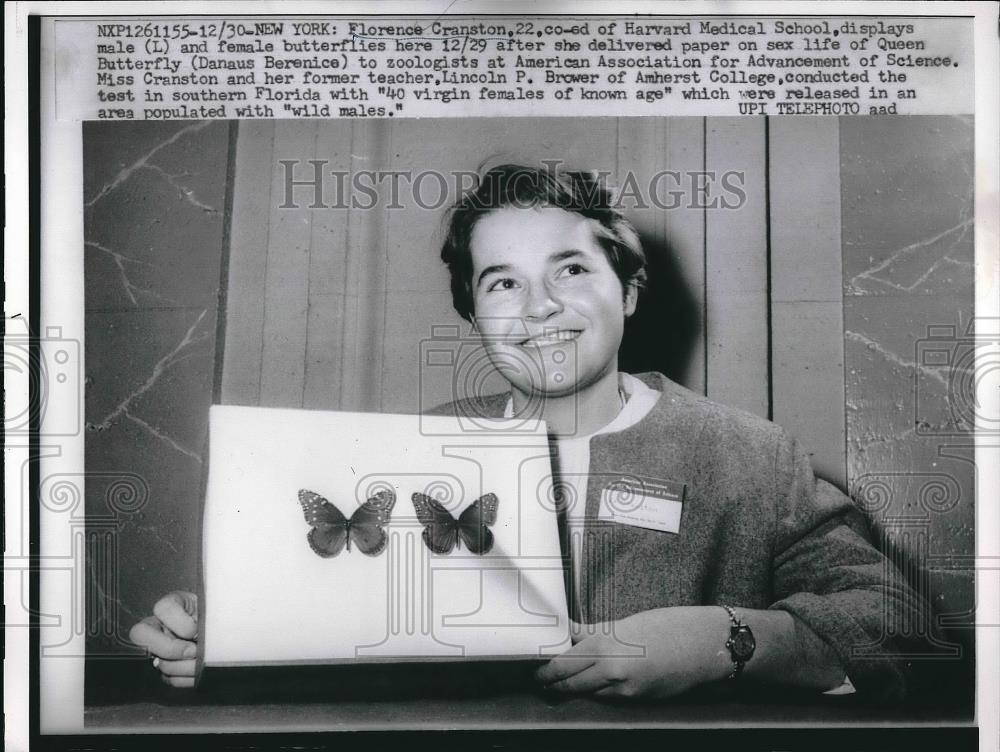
[469, 207, 637, 400]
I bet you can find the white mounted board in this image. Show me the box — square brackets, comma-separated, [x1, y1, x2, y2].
[200, 405, 570, 670]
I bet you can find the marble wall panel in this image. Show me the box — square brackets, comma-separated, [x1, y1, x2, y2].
[84, 121, 231, 656]
[841, 116, 974, 297]
[840, 116, 975, 701]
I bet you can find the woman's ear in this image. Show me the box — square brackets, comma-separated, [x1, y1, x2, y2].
[623, 279, 640, 318]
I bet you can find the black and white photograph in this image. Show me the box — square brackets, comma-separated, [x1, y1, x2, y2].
[82, 114, 975, 721]
[5, 3, 999, 751]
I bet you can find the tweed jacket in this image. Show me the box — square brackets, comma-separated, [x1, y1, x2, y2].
[430, 371, 917, 701]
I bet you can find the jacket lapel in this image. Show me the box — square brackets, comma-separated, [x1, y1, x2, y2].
[580, 373, 711, 622]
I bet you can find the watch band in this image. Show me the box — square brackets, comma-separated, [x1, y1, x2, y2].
[721, 604, 754, 680]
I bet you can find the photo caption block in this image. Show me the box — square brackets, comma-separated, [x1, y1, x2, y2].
[54, 15, 972, 120]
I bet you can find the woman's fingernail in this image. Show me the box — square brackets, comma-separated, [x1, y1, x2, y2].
[152, 657, 161, 669]
[183, 644, 197, 659]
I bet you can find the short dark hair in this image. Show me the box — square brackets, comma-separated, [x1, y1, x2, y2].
[440, 163, 647, 322]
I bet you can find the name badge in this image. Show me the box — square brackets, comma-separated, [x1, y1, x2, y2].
[598, 477, 686, 534]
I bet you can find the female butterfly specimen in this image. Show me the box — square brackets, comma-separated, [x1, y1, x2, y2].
[411, 492, 499, 555]
[297, 488, 396, 557]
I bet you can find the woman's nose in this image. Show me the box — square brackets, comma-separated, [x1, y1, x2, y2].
[522, 283, 563, 320]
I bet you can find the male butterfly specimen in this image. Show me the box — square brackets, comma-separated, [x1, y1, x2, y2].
[298, 488, 396, 557]
[411, 492, 499, 555]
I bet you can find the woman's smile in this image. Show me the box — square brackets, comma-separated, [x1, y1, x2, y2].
[518, 329, 583, 347]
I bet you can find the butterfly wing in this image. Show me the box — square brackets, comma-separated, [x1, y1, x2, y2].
[298, 489, 348, 557]
[411, 492, 459, 554]
[457, 493, 499, 555]
[347, 489, 396, 556]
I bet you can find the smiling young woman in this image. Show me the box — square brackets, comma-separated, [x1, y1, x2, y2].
[469, 206, 639, 437]
[132, 162, 922, 703]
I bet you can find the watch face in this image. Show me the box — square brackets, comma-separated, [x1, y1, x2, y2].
[731, 627, 756, 660]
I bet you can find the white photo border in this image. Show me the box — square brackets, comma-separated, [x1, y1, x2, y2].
[4, 1, 998, 749]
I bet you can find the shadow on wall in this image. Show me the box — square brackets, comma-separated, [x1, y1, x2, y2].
[619, 231, 699, 382]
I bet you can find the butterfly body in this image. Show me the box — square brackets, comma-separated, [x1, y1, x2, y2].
[298, 488, 396, 557]
[411, 492, 499, 555]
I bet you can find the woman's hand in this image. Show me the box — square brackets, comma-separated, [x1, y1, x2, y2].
[128, 590, 199, 688]
[534, 606, 733, 699]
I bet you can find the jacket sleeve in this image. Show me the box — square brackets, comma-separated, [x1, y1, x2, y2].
[767, 434, 925, 703]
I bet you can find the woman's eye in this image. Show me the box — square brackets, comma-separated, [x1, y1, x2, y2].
[559, 263, 588, 277]
[487, 278, 518, 292]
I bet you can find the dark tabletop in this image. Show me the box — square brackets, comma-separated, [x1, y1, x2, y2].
[84, 657, 975, 734]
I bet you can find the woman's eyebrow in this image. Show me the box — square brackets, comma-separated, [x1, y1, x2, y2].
[549, 249, 584, 262]
[476, 264, 511, 287]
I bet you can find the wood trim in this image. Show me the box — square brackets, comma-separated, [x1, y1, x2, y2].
[220, 121, 274, 406]
[705, 118, 769, 418]
[259, 121, 315, 408]
[768, 117, 846, 486]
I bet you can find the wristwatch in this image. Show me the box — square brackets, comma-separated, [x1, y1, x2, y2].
[722, 604, 755, 679]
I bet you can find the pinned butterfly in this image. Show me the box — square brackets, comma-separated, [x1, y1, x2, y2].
[411, 492, 499, 555]
[298, 488, 396, 557]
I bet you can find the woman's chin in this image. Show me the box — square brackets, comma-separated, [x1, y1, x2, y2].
[514, 379, 582, 401]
